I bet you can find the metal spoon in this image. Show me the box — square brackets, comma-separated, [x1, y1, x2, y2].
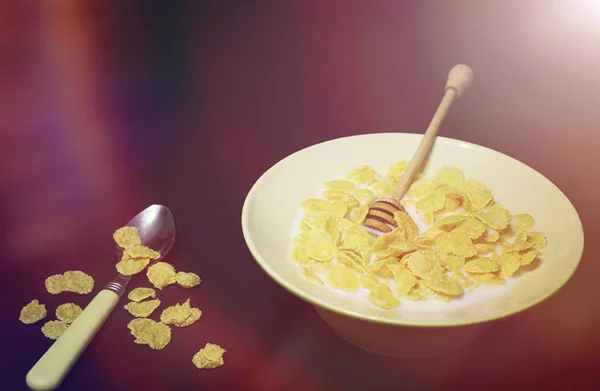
[26, 205, 176, 391]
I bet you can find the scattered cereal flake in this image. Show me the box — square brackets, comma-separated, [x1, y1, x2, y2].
[125, 245, 161, 260]
[160, 299, 202, 327]
[388, 265, 418, 296]
[435, 166, 465, 187]
[436, 231, 477, 258]
[481, 230, 500, 243]
[359, 275, 379, 289]
[403, 250, 442, 278]
[113, 226, 142, 249]
[435, 215, 468, 230]
[56, 303, 82, 324]
[293, 233, 309, 247]
[474, 203, 511, 231]
[443, 197, 461, 212]
[309, 259, 330, 274]
[45, 271, 94, 295]
[424, 271, 463, 296]
[407, 179, 436, 200]
[305, 230, 335, 261]
[393, 211, 420, 240]
[514, 214, 535, 232]
[368, 284, 401, 309]
[325, 179, 355, 192]
[147, 262, 177, 290]
[458, 180, 493, 211]
[127, 318, 156, 342]
[302, 210, 328, 230]
[417, 193, 446, 213]
[124, 299, 161, 318]
[292, 246, 310, 265]
[464, 258, 501, 274]
[499, 252, 522, 277]
[387, 161, 409, 179]
[323, 189, 346, 200]
[371, 230, 403, 252]
[193, 343, 227, 370]
[41, 320, 69, 340]
[342, 193, 360, 209]
[457, 218, 488, 240]
[368, 259, 395, 278]
[526, 232, 548, 250]
[327, 265, 360, 291]
[353, 188, 376, 205]
[474, 243, 496, 254]
[520, 250, 538, 266]
[372, 180, 394, 197]
[324, 216, 343, 245]
[301, 198, 331, 213]
[471, 273, 506, 286]
[329, 200, 349, 218]
[349, 205, 369, 225]
[146, 322, 172, 350]
[128, 287, 156, 302]
[300, 266, 323, 284]
[176, 272, 202, 288]
[437, 252, 466, 270]
[347, 165, 378, 185]
[116, 256, 150, 276]
[505, 239, 534, 253]
[337, 248, 368, 274]
[19, 300, 47, 324]
[389, 240, 419, 255]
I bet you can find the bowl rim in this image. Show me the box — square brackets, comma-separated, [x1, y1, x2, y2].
[241, 132, 585, 328]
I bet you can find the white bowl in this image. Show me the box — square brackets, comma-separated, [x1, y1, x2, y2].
[241, 133, 584, 358]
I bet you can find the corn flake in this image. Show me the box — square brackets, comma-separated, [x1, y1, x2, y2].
[499, 252, 522, 277]
[45, 271, 94, 295]
[300, 266, 323, 284]
[435, 166, 464, 187]
[56, 303, 82, 324]
[193, 343, 227, 370]
[19, 300, 47, 324]
[526, 232, 548, 250]
[403, 250, 442, 278]
[407, 179, 436, 200]
[475, 203, 511, 231]
[436, 231, 477, 258]
[176, 272, 202, 288]
[325, 179, 355, 192]
[160, 299, 202, 327]
[128, 287, 156, 302]
[393, 211, 420, 240]
[520, 250, 538, 266]
[464, 258, 501, 274]
[146, 262, 177, 290]
[128, 318, 171, 350]
[352, 188, 376, 204]
[368, 284, 401, 309]
[347, 165, 377, 185]
[116, 256, 150, 276]
[458, 180, 493, 211]
[424, 271, 463, 296]
[41, 320, 69, 340]
[305, 230, 335, 261]
[124, 299, 161, 318]
[124, 245, 161, 260]
[514, 214, 535, 232]
[292, 246, 310, 265]
[471, 273, 506, 285]
[417, 193, 446, 213]
[327, 265, 360, 291]
[113, 226, 142, 249]
[359, 275, 379, 289]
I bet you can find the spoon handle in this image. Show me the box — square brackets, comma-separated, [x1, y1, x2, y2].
[26, 276, 128, 391]
[392, 64, 473, 201]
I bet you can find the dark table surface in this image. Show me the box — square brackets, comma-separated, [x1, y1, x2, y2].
[2, 1, 600, 390]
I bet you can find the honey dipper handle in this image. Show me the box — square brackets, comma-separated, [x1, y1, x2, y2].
[392, 64, 473, 201]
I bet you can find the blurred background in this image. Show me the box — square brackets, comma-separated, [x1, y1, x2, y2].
[2, 0, 599, 390]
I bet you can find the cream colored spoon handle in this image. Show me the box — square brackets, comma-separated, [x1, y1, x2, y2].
[26, 290, 120, 391]
[392, 64, 473, 201]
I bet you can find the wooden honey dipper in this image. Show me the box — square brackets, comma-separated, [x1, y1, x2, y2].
[363, 64, 474, 235]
